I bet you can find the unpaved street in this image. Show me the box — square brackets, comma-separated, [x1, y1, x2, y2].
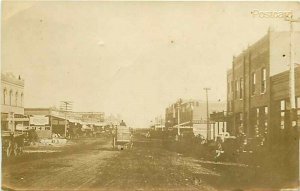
[2, 137, 120, 190]
[1, 136, 293, 191]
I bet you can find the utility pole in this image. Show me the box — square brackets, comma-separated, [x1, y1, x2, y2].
[285, 15, 300, 187]
[60, 101, 73, 138]
[252, 12, 300, 185]
[204, 88, 211, 141]
[285, 15, 300, 127]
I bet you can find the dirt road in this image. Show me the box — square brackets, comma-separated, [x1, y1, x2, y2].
[2, 137, 119, 190]
[2, 136, 295, 191]
[2, 136, 216, 191]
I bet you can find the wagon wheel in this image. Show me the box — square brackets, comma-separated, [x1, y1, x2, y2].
[6, 140, 14, 158]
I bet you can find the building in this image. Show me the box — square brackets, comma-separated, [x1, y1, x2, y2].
[71, 112, 105, 123]
[150, 115, 165, 131]
[227, 30, 300, 144]
[210, 111, 229, 139]
[165, 99, 226, 140]
[1, 73, 28, 132]
[270, 67, 300, 143]
[24, 107, 68, 138]
[105, 114, 122, 126]
[24, 108, 106, 138]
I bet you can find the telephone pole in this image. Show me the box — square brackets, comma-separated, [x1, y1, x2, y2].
[204, 88, 211, 141]
[285, 15, 300, 127]
[60, 101, 73, 138]
[285, 15, 300, 187]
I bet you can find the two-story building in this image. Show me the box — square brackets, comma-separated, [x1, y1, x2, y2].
[227, 30, 300, 144]
[1, 73, 28, 132]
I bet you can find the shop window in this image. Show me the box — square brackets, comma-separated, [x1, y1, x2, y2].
[261, 68, 267, 93]
[252, 72, 256, 95]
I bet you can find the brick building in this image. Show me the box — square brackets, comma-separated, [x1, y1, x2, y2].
[227, 30, 300, 144]
[270, 67, 300, 143]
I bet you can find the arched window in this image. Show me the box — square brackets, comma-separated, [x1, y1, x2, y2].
[15, 92, 18, 106]
[3, 89, 7, 104]
[9, 90, 13, 105]
[21, 93, 24, 107]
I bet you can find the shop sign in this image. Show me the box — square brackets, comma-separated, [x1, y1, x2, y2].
[16, 124, 25, 130]
[30, 115, 49, 125]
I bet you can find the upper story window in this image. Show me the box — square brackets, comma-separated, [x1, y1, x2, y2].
[251, 72, 256, 95]
[21, 93, 24, 107]
[280, 100, 286, 111]
[15, 92, 18, 106]
[239, 78, 243, 99]
[9, 90, 13, 105]
[261, 68, 267, 94]
[3, 89, 7, 104]
[264, 106, 268, 115]
[280, 100, 286, 129]
[234, 80, 240, 98]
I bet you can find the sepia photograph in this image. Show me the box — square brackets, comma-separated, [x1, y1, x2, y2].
[1, 1, 300, 190]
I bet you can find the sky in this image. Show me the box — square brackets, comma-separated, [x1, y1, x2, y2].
[2, 1, 300, 127]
